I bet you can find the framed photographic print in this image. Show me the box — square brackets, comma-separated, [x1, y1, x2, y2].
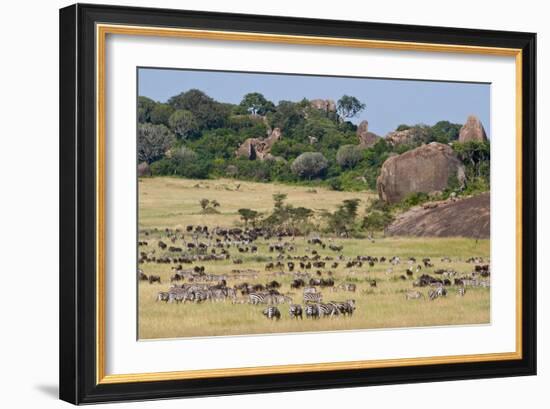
[59, 3, 536, 404]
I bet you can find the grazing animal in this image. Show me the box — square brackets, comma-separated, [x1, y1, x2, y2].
[305, 304, 320, 319]
[457, 287, 466, 296]
[329, 300, 356, 316]
[156, 291, 170, 302]
[317, 303, 340, 317]
[289, 304, 303, 319]
[428, 286, 447, 301]
[303, 292, 323, 303]
[262, 306, 281, 320]
[148, 275, 161, 284]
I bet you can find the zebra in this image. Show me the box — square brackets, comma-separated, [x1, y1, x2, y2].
[305, 304, 320, 319]
[329, 300, 356, 316]
[428, 286, 447, 301]
[262, 306, 281, 320]
[289, 304, 303, 319]
[317, 303, 340, 317]
[190, 289, 210, 303]
[303, 292, 323, 303]
[248, 292, 271, 305]
[405, 290, 424, 300]
[156, 291, 170, 302]
[457, 287, 466, 296]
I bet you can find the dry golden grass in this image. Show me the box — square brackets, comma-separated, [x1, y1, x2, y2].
[138, 177, 490, 340]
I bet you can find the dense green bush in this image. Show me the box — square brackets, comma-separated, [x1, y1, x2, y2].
[291, 152, 329, 179]
[336, 145, 364, 169]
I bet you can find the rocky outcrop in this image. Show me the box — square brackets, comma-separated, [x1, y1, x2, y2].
[310, 99, 336, 113]
[385, 127, 429, 147]
[137, 162, 152, 177]
[356, 120, 380, 148]
[458, 115, 487, 142]
[235, 127, 282, 160]
[385, 193, 490, 238]
[377, 142, 465, 203]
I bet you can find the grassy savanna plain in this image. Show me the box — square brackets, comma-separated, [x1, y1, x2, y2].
[138, 177, 490, 339]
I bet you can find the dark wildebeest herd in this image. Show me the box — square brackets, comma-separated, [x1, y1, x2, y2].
[138, 225, 491, 324]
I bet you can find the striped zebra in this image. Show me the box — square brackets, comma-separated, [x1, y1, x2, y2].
[428, 286, 447, 301]
[317, 302, 340, 317]
[289, 304, 303, 319]
[262, 306, 281, 320]
[248, 292, 270, 305]
[457, 287, 466, 296]
[305, 304, 320, 319]
[156, 291, 170, 302]
[329, 300, 356, 316]
[303, 292, 323, 303]
[190, 289, 210, 303]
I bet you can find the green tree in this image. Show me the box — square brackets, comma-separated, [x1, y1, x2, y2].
[290, 152, 328, 179]
[363, 210, 394, 232]
[149, 103, 175, 126]
[325, 198, 361, 236]
[137, 123, 175, 164]
[337, 95, 366, 120]
[269, 100, 305, 133]
[238, 208, 260, 226]
[168, 89, 229, 130]
[430, 121, 462, 143]
[336, 145, 363, 169]
[239, 92, 275, 116]
[137, 96, 156, 123]
[168, 109, 199, 140]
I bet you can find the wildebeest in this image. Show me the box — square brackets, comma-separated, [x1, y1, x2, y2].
[148, 275, 161, 284]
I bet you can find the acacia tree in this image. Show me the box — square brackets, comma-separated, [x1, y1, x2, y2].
[239, 92, 275, 116]
[337, 95, 366, 120]
[238, 208, 260, 227]
[137, 123, 175, 164]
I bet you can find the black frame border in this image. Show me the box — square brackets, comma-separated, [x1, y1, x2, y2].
[59, 3, 536, 404]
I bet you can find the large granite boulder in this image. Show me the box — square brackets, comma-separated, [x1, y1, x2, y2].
[235, 127, 282, 160]
[356, 120, 380, 148]
[386, 193, 490, 238]
[310, 99, 336, 113]
[377, 142, 465, 203]
[458, 115, 487, 142]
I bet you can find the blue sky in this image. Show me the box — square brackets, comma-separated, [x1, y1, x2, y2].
[138, 68, 491, 137]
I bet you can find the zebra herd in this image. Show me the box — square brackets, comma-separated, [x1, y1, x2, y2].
[263, 299, 356, 321]
[154, 278, 357, 321]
